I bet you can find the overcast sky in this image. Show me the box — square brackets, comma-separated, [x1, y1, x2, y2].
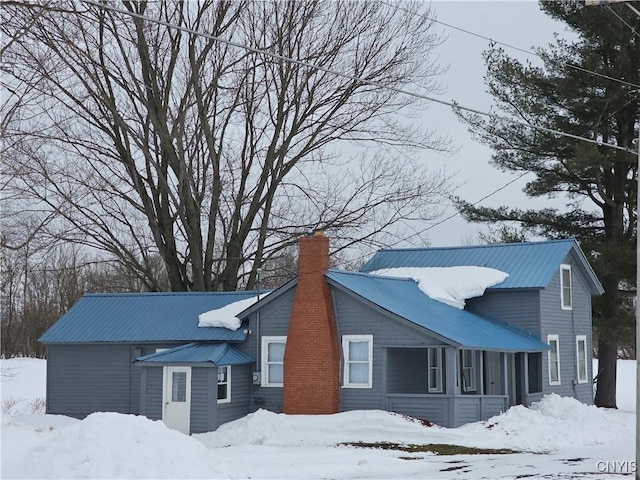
[418, 1, 574, 247]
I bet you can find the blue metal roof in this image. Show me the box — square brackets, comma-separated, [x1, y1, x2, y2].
[326, 270, 549, 352]
[39, 292, 260, 344]
[136, 342, 254, 365]
[360, 239, 603, 294]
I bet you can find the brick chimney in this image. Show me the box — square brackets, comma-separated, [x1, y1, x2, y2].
[282, 230, 340, 414]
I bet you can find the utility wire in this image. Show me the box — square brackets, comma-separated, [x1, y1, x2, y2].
[81, 0, 636, 155]
[414, 93, 639, 236]
[418, 173, 530, 235]
[381, 0, 640, 91]
[606, 4, 640, 38]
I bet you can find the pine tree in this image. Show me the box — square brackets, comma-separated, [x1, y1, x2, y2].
[456, 1, 638, 407]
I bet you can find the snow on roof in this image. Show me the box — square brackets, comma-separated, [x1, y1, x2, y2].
[369, 266, 508, 309]
[198, 293, 268, 330]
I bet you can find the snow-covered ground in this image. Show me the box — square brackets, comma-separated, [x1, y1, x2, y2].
[1, 357, 636, 479]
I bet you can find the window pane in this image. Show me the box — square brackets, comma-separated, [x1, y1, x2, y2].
[429, 348, 442, 367]
[577, 340, 586, 380]
[218, 383, 227, 400]
[562, 288, 571, 308]
[172, 371, 186, 402]
[562, 268, 572, 308]
[463, 350, 473, 367]
[549, 340, 559, 382]
[349, 341, 369, 361]
[268, 364, 283, 384]
[268, 342, 285, 361]
[217, 366, 228, 383]
[429, 368, 440, 391]
[349, 363, 368, 384]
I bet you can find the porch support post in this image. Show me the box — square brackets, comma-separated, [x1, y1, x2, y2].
[382, 348, 388, 409]
[523, 353, 530, 405]
[478, 351, 484, 395]
[501, 352, 508, 397]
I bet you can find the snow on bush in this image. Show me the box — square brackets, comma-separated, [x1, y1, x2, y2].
[462, 394, 624, 452]
[197, 409, 436, 448]
[3, 412, 231, 479]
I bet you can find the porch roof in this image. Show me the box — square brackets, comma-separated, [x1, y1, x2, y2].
[326, 270, 550, 352]
[136, 342, 254, 365]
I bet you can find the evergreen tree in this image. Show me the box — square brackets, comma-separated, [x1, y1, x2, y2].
[456, 1, 638, 407]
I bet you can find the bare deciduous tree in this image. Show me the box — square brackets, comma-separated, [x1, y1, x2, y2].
[2, 0, 451, 292]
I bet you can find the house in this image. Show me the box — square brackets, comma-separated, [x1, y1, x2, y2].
[39, 233, 603, 433]
[38, 291, 261, 434]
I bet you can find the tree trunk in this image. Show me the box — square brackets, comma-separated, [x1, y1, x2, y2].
[594, 338, 617, 408]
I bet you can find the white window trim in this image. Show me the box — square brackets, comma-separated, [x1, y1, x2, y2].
[217, 365, 231, 404]
[575, 335, 588, 384]
[427, 347, 443, 393]
[461, 350, 477, 393]
[342, 335, 373, 389]
[547, 334, 561, 386]
[560, 264, 572, 311]
[261, 336, 286, 387]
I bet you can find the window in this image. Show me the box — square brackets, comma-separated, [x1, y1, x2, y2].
[342, 335, 373, 388]
[217, 366, 230, 403]
[171, 371, 187, 402]
[261, 336, 286, 387]
[547, 334, 561, 385]
[460, 350, 477, 393]
[576, 335, 588, 384]
[428, 347, 443, 393]
[560, 264, 572, 310]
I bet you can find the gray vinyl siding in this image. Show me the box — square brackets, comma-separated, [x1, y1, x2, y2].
[452, 396, 507, 427]
[143, 367, 163, 421]
[332, 289, 447, 413]
[386, 395, 449, 424]
[540, 254, 593, 404]
[190, 367, 215, 434]
[240, 288, 295, 413]
[385, 395, 507, 427]
[46, 344, 135, 418]
[217, 364, 252, 426]
[466, 290, 541, 336]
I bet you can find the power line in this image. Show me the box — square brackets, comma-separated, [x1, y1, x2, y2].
[80, 0, 636, 156]
[606, 4, 640, 38]
[381, 0, 640, 91]
[409, 172, 530, 237]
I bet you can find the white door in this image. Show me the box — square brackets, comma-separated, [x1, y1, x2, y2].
[162, 366, 191, 434]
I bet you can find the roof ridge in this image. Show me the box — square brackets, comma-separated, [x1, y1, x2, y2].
[328, 269, 418, 284]
[375, 238, 576, 253]
[83, 291, 262, 298]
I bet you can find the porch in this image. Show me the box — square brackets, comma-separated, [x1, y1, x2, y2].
[383, 346, 543, 427]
